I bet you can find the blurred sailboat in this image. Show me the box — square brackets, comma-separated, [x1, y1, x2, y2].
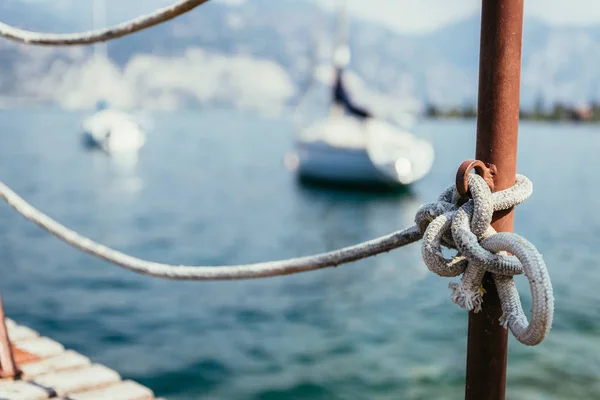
[80, 0, 145, 154]
[286, 0, 434, 188]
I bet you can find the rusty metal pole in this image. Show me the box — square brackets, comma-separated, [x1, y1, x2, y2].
[0, 292, 18, 379]
[465, 0, 524, 399]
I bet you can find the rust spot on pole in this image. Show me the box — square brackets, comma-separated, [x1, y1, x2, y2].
[465, 0, 524, 399]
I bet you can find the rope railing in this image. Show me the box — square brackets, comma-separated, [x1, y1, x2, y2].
[0, 180, 422, 280]
[0, 0, 210, 46]
[0, 171, 554, 346]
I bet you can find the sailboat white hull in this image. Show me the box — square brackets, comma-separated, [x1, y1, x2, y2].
[293, 141, 395, 186]
[288, 116, 434, 188]
[287, 0, 435, 189]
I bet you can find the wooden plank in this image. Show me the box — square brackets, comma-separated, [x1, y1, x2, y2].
[7, 325, 39, 343]
[1, 320, 156, 400]
[4, 318, 17, 329]
[65, 380, 154, 400]
[19, 351, 91, 379]
[13, 337, 64, 360]
[0, 380, 49, 400]
[32, 364, 121, 396]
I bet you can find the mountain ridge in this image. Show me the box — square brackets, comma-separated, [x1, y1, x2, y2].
[0, 1, 598, 112]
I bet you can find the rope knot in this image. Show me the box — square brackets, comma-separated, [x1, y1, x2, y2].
[416, 172, 554, 346]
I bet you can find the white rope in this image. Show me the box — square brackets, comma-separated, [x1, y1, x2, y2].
[0, 172, 553, 345]
[0, 181, 422, 280]
[0, 0, 210, 46]
[415, 174, 554, 346]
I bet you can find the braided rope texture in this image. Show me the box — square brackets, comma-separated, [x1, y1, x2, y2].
[415, 174, 554, 346]
[0, 180, 422, 280]
[0, 173, 552, 345]
[0, 0, 210, 46]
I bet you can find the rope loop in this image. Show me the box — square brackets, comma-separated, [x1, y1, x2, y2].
[484, 232, 554, 346]
[416, 172, 553, 345]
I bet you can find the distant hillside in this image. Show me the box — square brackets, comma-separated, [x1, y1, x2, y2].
[1, 0, 599, 112]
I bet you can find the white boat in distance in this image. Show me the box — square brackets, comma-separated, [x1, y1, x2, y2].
[287, 112, 434, 188]
[80, 0, 146, 154]
[81, 103, 146, 154]
[286, 0, 434, 189]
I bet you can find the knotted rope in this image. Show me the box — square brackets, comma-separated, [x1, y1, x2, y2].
[0, 171, 553, 345]
[415, 174, 553, 346]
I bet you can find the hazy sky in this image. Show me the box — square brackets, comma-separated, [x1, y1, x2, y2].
[19, 0, 600, 33]
[223, 0, 600, 32]
[326, 0, 600, 33]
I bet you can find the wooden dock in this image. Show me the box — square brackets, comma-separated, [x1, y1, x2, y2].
[0, 318, 160, 400]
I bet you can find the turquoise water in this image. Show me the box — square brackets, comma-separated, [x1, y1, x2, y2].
[0, 109, 599, 399]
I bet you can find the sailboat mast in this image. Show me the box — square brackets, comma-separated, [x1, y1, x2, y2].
[337, 0, 348, 47]
[332, 0, 350, 70]
[92, 0, 108, 60]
